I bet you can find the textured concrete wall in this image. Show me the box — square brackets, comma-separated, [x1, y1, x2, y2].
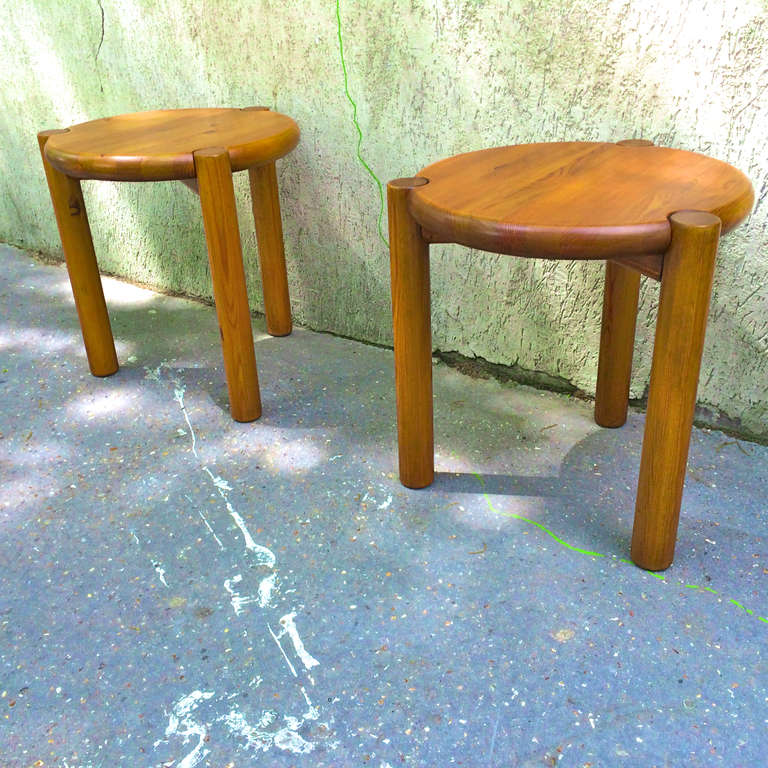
[2, 0, 767, 436]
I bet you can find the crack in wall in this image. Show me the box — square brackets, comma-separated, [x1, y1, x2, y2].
[95, 0, 105, 61]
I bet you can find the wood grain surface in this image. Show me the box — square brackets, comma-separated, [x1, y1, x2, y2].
[631, 211, 722, 570]
[410, 142, 753, 259]
[594, 261, 641, 428]
[388, 177, 434, 489]
[44, 108, 300, 181]
[38, 130, 119, 377]
[195, 147, 262, 423]
[249, 162, 292, 336]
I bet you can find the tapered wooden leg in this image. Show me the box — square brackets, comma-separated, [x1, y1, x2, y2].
[248, 162, 292, 336]
[631, 211, 721, 570]
[194, 147, 261, 423]
[594, 261, 641, 427]
[389, 177, 433, 488]
[38, 130, 118, 377]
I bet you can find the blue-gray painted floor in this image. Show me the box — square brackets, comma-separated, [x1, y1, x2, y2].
[1, 244, 766, 768]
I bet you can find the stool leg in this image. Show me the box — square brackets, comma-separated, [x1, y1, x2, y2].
[194, 147, 261, 423]
[594, 261, 641, 427]
[388, 177, 433, 488]
[248, 162, 292, 336]
[631, 211, 721, 570]
[38, 131, 118, 377]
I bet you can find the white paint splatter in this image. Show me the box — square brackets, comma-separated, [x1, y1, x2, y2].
[173, 385, 198, 457]
[163, 366, 275, 568]
[154, 563, 169, 588]
[143, 364, 163, 382]
[300, 685, 320, 721]
[147, 365, 336, 759]
[274, 723, 315, 754]
[164, 690, 215, 768]
[277, 612, 320, 672]
[211, 474, 232, 492]
[224, 574, 262, 616]
[172, 689, 215, 717]
[268, 622, 298, 678]
[129, 528, 168, 587]
[194, 505, 224, 550]
[219, 707, 315, 754]
[258, 572, 277, 607]
[202, 467, 276, 566]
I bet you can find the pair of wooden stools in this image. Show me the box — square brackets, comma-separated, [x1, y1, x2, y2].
[39, 109, 753, 571]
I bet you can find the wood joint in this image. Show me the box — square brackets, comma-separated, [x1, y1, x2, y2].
[611, 254, 663, 281]
[420, 227, 449, 244]
[180, 178, 200, 195]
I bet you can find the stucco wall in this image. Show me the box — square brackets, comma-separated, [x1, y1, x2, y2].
[1, 0, 767, 437]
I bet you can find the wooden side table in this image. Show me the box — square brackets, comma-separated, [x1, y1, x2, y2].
[39, 107, 300, 422]
[388, 141, 753, 570]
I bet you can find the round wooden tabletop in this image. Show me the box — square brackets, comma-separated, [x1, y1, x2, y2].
[408, 142, 753, 259]
[43, 108, 300, 182]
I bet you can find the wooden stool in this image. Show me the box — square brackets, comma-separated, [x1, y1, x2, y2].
[39, 107, 299, 422]
[388, 141, 753, 570]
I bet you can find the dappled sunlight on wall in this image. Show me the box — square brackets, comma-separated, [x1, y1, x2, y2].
[11, 9, 88, 126]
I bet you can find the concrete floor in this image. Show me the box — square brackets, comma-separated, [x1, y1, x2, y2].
[1, 243, 766, 768]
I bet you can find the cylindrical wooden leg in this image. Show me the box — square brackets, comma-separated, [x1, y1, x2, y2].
[194, 147, 261, 423]
[388, 177, 433, 489]
[248, 162, 292, 336]
[38, 130, 118, 377]
[594, 261, 641, 427]
[631, 211, 721, 570]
